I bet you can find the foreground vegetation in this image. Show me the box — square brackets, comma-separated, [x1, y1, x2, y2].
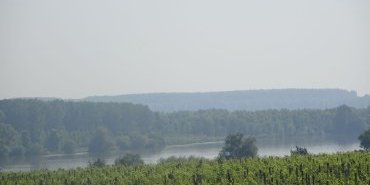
[1, 151, 370, 184]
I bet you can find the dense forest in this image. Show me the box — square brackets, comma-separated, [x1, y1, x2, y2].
[0, 99, 165, 158]
[0, 99, 369, 158]
[85, 89, 370, 112]
[159, 105, 369, 144]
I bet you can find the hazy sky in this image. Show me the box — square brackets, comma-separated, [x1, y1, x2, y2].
[1, 0, 369, 99]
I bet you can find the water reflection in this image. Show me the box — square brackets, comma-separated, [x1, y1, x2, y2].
[0, 141, 360, 172]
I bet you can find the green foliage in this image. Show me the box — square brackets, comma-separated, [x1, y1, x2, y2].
[359, 128, 370, 150]
[114, 153, 144, 166]
[88, 158, 106, 167]
[159, 156, 206, 164]
[0, 99, 369, 158]
[20, 130, 31, 146]
[162, 106, 369, 145]
[62, 139, 76, 154]
[25, 143, 44, 156]
[116, 136, 131, 150]
[1, 152, 370, 184]
[45, 129, 61, 152]
[88, 127, 115, 156]
[0, 144, 9, 158]
[0, 123, 20, 157]
[0, 110, 5, 122]
[290, 146, 309, 156]
[9, 145, 25, 157]
[219, 133, 257, 159]
[330, 105, 365, 142]
[145, 135, 166, 150]
[0, 123, 19, 146]
[0, 99, 165, 157]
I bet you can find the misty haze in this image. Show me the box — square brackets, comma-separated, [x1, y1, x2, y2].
[1, 0, 370, 184]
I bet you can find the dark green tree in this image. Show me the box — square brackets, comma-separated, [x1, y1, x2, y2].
[290, 146, 309, 155]
[116, 136, 131, 151]
[62, 139, 76, 154]
[45, 129, 61, 152]
[130, 135, 147, 149]
[219, 133, 257, 159]
[359, 128, 370, 150]
[21, 130, 31, 146]
[9, 145, 25, 157]
[0, 123, 19, 147]
[0, 123, 19, 157]
[88, 127, 115, 156]
[0, 110, 5, 122]
[145, 135, 165, 151]
[331, 105, 365, 142]
[89, 158, 106, 167]
[0, 145, 9, 158]
[114, 153, 144, 166]
[25, 143, 44, 156]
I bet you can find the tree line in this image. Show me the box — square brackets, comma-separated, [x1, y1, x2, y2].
[159, 105, 369, 144]
[0, 99, 369, 157]
[0, 99, 165, 157]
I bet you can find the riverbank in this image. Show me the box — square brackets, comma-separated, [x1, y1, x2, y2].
[0, 141, 360, 172]
[1, 151, 369, 184]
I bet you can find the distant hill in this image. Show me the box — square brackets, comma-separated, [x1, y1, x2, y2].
[84, 89, 370, 112]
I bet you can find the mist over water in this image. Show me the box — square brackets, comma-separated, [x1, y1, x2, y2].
[143, 141, 360, 163]
[0, 141, 359, 172]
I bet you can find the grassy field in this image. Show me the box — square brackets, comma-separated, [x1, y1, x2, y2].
[1, 151, 370, 185]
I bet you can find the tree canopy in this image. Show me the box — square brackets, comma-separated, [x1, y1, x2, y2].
[219, 133, 257, 159]
[0, 99, 369, 158]
[114, 153, 144, 166]
[88, 127, 115, 156]
[359, 128, 370, 150]
[290, 146, 309, 156]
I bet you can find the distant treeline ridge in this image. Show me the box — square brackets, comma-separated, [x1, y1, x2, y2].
[0, 99, 369, 157]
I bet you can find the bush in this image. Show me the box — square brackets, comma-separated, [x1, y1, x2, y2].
[89, 158, 106, 167]
[115, 153, 144, 166]
[159, 156, 206, 164]
[219, 133, 257, 159]
[359, 128, 370, 150]
[291, 146, 309, 155]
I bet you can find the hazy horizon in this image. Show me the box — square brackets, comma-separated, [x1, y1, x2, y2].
[1, 88, 369, 100]
[1, 0, 369, 99]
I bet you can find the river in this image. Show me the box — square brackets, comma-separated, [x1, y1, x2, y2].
[0, 141, 360, 172]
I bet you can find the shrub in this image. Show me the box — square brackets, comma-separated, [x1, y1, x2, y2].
[219, 133, 257, 159]
[359, 128, 370, 150]
[89, 158, 106, 167]
[115, 153, 144, 166]
[291, 146, 309, 155]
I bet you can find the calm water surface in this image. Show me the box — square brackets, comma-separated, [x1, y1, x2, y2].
[0, 142, 360, 172]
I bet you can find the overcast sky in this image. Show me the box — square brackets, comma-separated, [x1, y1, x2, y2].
[1, 0, 369, 99]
